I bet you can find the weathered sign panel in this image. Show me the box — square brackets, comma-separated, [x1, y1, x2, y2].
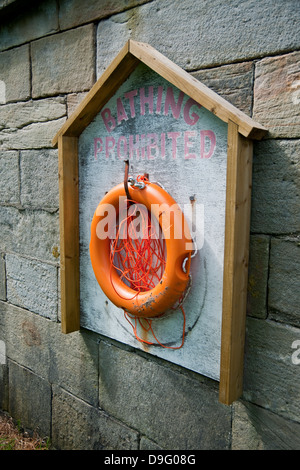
[79, 63, 227, 380]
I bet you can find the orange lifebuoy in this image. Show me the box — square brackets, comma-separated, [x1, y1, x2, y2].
[89, 179, 193, 318]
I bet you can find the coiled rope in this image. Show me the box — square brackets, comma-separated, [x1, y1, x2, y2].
[109, 174, 186, 349]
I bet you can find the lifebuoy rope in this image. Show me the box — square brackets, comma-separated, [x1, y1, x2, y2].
[108, 172, 187, 349]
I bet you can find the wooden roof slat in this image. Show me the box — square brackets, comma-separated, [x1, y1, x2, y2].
[52, 39, 267, 148]
[52, 41, 140, 147]
[128, 40, 267, 140]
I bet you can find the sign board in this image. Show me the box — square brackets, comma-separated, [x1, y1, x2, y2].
[52, 40, 267, 404]
[79, 62, 227, 381]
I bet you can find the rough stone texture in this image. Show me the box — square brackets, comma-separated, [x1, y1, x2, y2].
[0, 206, 60, 263]
[0, 45, 30, 103]
[140, 436, 163, 450]
[244, 317, 300, 423]
[49, 328, 99, 407]
[6, 253, 58, 320]
[232, 400, 300, 450]
[0, 364, 8, 411]
[0, 97, 66, 129]
[251, 139, 300, 234]
[0, 98, 66, 131]
[253, 51, 300, 138]
[0, 97, 66, 150]
[0, 151, 19, 204]
[52, 385, 139, 450]
[0, 301, 53, 380]
[31, 25, 95, 98]
[66, 92, 88, 117]
[268, 238, 300, 327]
[8, 360, 51, 437]
[0, 300, 99, 407]
[99, 341, 231, 450]
[20, 149, 59, 210]
[0, 253, 6, 301]
[0, 0, 59, 51]
[59, 0, 152, 30]
[96, 0, 300, 75]
[247, 235, 270, 319]
[1, 118, 66, 150]
[192, 61, 254, 116]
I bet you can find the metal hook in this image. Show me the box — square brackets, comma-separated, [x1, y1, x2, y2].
[124, 160, 131, 200]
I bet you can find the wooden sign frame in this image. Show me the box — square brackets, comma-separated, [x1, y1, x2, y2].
[52, 40, 267, 405]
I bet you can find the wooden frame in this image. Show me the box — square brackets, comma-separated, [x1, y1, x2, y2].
[53, 40, 267, 404]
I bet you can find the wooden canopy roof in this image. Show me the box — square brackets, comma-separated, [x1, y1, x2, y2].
[52, 39, 267, 148]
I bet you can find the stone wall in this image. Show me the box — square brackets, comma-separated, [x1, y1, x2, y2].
[0, 0, 300, 450]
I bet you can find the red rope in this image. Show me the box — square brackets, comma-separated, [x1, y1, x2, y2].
[109, 177, 186, 349]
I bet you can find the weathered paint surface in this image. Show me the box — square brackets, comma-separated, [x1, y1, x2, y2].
[79, 64, 227, 380]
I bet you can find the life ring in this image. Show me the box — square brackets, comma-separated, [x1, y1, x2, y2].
[89, 178, 193, 318]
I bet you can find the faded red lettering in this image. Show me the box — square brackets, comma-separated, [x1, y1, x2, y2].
[200, 130, 216, 159]
[101, 108, 116, 132]
[164, 88, 184, 119]
[147, 133, 159, 160]
[167, 132, 181, 159]
[129, 135, 140, 160]
[116, 98, 128, 124]
[156, 86, 164, 113]
[124, 89, 138, 118]
[105, 136, 115, 159]
[117, 136, 128, 160]
[184, 131, 197, 159]
[183, 98, 201, 126]
[94, 138, 103, 160]
[140, 86, 154, 115]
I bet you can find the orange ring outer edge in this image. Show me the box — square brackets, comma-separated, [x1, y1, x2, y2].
[89, 182, 194, 318]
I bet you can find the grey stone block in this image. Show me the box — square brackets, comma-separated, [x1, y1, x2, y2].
[52, 385, 139, 450]
[99, 341, 231, 450]
[8, 360, 51, 437]
[1, 118, 66, 150]
[59, 0, 152, 30]
[6, 253, 58, 320]
[96, 0, 300, 76]
[0, 309, 8, 410]
[20, 149, 59, 210]
[31, 25, 95, 98]
[66, 92, 88, 117]
[253, 51, 300, 138]
[49, 328, 99, 407]
[0, 97, 66, 129]
[0, 206, 60, 262]
[0, 0, 59, 51]
[244, 317, 300, 423]
[251, 139, 300, 234]
[0, 44, 30, 103]
[0, 150, 19, 204]
[232, 400, 300, 450]
[247, 235, 270, 319]
[0, 364, 9, 411]
[0, 253, 6, 301]
[0, 300, 53, 380]
[269, 238, 300, 327]
[140, 436, 162, 450]
[192, 61, 254, 116]
[0, 97, 66, 150]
